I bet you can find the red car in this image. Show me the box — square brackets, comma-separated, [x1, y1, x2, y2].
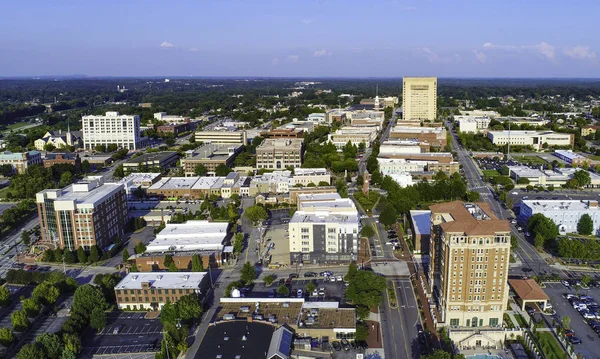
[564, 329, 575, 337]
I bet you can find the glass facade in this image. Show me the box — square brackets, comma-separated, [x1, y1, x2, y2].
[59, 210, 75, 251]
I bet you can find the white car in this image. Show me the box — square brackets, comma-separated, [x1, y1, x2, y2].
[318, 288, 325, 296]
[312, 289, 318, 297]
[297, 289, 303, 298]
[562, 280, 570, 287]
[336, 275, 343, 282]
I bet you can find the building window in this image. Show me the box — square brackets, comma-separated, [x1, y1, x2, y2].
[489, 318, 499, 326]
[450, 319, 459, 326]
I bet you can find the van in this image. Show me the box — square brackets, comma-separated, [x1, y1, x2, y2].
[223, 314, 236, 320]
[240, 306, 250, 313]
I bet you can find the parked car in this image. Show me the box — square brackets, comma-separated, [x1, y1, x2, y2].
[312, 289, 318, 297]
[336, 275, 343, 282]
[318, 288, 325, 296]
[268, 289, 275, 298]
[304, 272, 316, 278]
[331, 341, 342, 351]
[569, 337, 582, 345]
[562, 280, 571, 287]
[564, 329, 575, 337]
[341, 339, 351, 351]
[289, 273, 299, 279]
[297, 289, 303, 298]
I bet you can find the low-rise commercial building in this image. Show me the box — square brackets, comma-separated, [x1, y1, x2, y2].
[289, 186, 338, 204]
[553, 150, 589, 167]
[455, 115, 491, 133]
[114, 272, 207, 310]
[181, 143, 243, 175]
[519, 199, 600, 235]
[349, 110, 385, 130]
[36, 177, 127, 251]
[487, 130, 574, 151]
[496, 116, 550, 127]
[327, 110, 347, 124]
[291, 168, 331, 187]
[122, 151, 179, 173]
[289, 193, 359, 264]
[195, 130, 247, 145]
[146, 175, 250, 199]
[157, 121, 192, 136]
[508, 166, 600, 188]
[409, 210, 431, 255]
[389, 126, 447, 149]
[0, 150, 42, 174]
[256, 138, 304, 169]
[263, 128, 305, 138]
[379, 140, 429, 155]
[43, 153, 81, 171]
[307, 113, 327, 124]
[117, 173, 162, 195]
[377, 157, 460, 178]
[154, 112, 192, 123]
[327, 127, 378, 149]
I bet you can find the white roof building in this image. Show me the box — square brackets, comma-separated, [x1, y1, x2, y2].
[147, 220, 229, 253]
[519, 200, 600, 235]
[115, 272, 207, 290]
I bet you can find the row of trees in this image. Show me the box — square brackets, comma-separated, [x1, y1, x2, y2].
[556, 237, 600, 261]
[42, 245, 104, 264]
[157, 295, 203, 359]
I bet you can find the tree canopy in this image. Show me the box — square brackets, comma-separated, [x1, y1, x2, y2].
[577, 214, 594, 235]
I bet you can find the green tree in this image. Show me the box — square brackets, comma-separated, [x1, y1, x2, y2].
[466, 191, 480, 202]
[32, 282, 60, 305]
[345, 270, 386, 319]
[72, 284, 107, 319]
[134, 241, 146, 254]
[0, 285, 11, 306]
[89, 245, 100, 263]
[361, 225, 375, 238]
[511, 235, 519, 250]
[240, 262, 256, 285]
[16, 343, 45, 359]
[345, 262, 359, 282]
[194, 164, 208, 176]
[113, 164, 124, 179]
[215, 164, 233, 176]
[168, 262, 179, 272]
[233, 233, 244, 257]
[574, 170, 591, 188]
[355, 322, 368, 341]
[122, 248, 130, 262]
[264, 275, 275, 286]
[176, 295, 202, 323]
[90, 307, 106, 331]
[422, 349, 452, 359]
[527, 213, 559, 243]
[277, 285, 289, 297]
[191, 254, 204, 272]
[59, 171, 73, 187]
[21, 230, 31, 246]
[0, 327, 15, 347]
[60, 350, 76, 359]
[164, 254, 174, 268]
[11, 309, 29, 331]
[306, 281, 316, 294]
[577, 214, 594, 236]
[534, 234, 545, 249]
[62, 333, 81, 355]
[63, 250, 75, 264]
[244, 205, 268, 225]
[81, 160, 91, 173]
[76, 246, 87, 264]
[379, 203, 397, 228]
[36, 333, 63, 359]
[562, 315, 571, 329]
[21, 298, 40, 317]
[581, 275, 591, 287]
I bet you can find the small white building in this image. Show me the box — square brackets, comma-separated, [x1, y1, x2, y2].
[147, 220, 229, 253]
[487, 130, 573, 151]
[388, 173, 414, 188]
[455, 115, 491, 133]
[519, 200, 600, 235]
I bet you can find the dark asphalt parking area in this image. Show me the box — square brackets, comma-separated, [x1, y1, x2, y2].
[82, 312, 163, 356]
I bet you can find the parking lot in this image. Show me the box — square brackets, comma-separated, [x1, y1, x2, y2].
[262, 225, 290, 266]
[82, 312, 163, 356]
[252, 275, 349, 302]
[542, 282, 600, 359]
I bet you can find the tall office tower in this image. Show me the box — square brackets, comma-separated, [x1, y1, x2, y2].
[36, 177, 127, 251]
[402, 77, 437, 121]
[429, 201, 510, 346]
[82, 111, 143, 150]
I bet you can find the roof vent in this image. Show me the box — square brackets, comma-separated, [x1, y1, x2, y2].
[157, 275, 163, 280]
[132, 275, 138, 281]
[184, 275, 190, 281]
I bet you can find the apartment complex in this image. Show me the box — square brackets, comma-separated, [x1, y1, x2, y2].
[455, 116, 491, 133]
[402, 77, 437, 121]
[114, 272, 207, 310]
[181, 143, 243, 175]
[0, 150, 42, 174]
[519, 200, 600, 235]
[82, 112, 144, 150]
[35, 178, 127, 251]
[195, 130, 247, 145]
[389, 126, 447, 149]
[429, 201, 510, 347]
[486, 130, 574, 151]
[289, 193, 359, 264]
[256, 138, 303, 169]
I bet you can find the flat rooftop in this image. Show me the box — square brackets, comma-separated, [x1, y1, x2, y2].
[521, 199, 600, 212]
[36, 180, 123, 207]
[147, 220, 229, 252]
[429, 201, 510, 236]
[115, 272, 206, 290]
[299, 308, 355, 330]
[554, 150, 587, 161]
[217, 300, 303, 327]
[297, 193, 341, 203]
[125, 151, 178, 165]
[488, 130, 558, 136]
[197, 321, 276, 359]
[410, 210, 431, 235]
[258, 138, 303, 149]
[190, 176, 224, 190]
[391, 126, 444, 134]
[290, 212, 359, 225]
[298, 198, 356, 212]
[118, 172, 161, 184]
[294, 168, 329, 176]
[148, 177, 200, 190]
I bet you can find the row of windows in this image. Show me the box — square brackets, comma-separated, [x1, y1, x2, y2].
[118, 288, 189, 295]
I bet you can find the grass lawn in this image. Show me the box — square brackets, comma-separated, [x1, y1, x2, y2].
[482, 169, 500, 177]
[0, 186, 11, 199]
[586, 155, 600, 160]
[513, 155, 548, 165]
[535, 332, 566, 359]
[7, 122, 29, 130]
[514, 313, 528, 327]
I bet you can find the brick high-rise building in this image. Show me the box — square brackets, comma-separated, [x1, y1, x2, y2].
[429, 201, 511, 348]
[36, 177, 127, 251]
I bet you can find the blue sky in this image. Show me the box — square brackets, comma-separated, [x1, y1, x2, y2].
[1, 0, 599, 77]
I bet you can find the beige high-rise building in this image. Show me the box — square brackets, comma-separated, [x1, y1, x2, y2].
[429, 201, 510, 347]
[402, 77, 437, 121]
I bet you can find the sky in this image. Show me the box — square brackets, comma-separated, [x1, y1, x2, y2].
[1, 0, 599, 78]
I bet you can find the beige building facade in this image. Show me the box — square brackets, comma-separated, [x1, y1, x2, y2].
[402, 77, 437, 122]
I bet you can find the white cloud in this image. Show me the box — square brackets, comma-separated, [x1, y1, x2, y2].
[483, 42, 518, 51]
[473, 50, 487, 63]
[313, 49, 332, 57]
[188, 47, 200, 52]
[534, 42, 555, 60]
[564, 45, 597, 61]
[302, 19, 314, 25]
[160, 41, 175, 48]
[287, 55, 299, 62]
[271, 57, 280, 66]
[420, 48, 461, 64]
